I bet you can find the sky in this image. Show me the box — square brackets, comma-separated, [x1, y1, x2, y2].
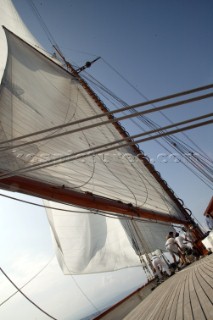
[0, 0, 213, 319]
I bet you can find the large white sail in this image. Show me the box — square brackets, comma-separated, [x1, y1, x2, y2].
[0, 29, 185, 217]
[0, 0, 185, 274]
[44, 200, 175, 274]
[0, 0, 42, 82]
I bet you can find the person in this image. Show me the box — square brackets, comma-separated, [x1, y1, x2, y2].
[165, 232, 187, 267]
[175, 232, 192, 250]
[182, 225, 202, 259]
[175, 232, 192, 263]
[151, 253, 171, 282]
[165, 232, 181, 265]
[182, 226, 196, 244]
[205, 214, 213, 231]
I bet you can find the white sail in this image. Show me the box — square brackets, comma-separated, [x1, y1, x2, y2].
[0, 0, 42, 82]
[44, 200, 175, 274]
[0, 0, 184, 274]
[45, 201, 141, 274]
[0, 29, 185, 217]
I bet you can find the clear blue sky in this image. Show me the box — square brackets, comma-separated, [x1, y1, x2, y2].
[0, 0, 213, 319]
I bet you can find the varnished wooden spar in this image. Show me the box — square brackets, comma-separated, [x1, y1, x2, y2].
[123, 254, 213, 320]
[0, 173, 190, 225]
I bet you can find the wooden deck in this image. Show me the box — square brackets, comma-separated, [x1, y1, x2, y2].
[123, 254, 213, 320]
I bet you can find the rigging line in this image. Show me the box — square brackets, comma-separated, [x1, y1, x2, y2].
[0, 256, 55, 307]
[64, 160, 96, 190]
[69, 275, 100, 313]
[0, 116, 212, 181]
[125, 221, 141, 254]
[171, 136, 213, 164]
[129, 162, 176, 217]
[125, 111, 213, 186]
[132, 221, 150, 255]
[27, 0, 60, 52]
[0, 267, 58, 320]
[68, 121, 97, 190]
[167, 138, 213, 175]
[0, 92, 210, 151]
[151, 107, 212, 161]
[170, 155, 213, 187]
[90, 89, 181, 164]
[24, 118, 212, 179]
[0, 193, 150, 223]
[1, 93, 213, 153]
[102, 58, 148, 101]
[82, 73, 126, 105]
[85, 74, 213, 181]
[92, 86, 213, 190]
[100, 156, 138, 207]
[173, 145, 213, 178]
[0, 85, 212, 147]
[135, 119, 213, 186]
[118, 145, 178, 213]
[46, 213, 100, 313]
[129, 106, 213, 167]
[0, 191, 184, 225]
[191, 157, 213, 176]
[0, 115, 211, 180]
[102, 58, 211, 159]
[166, 137, 213, 165]
[123, 222, 151, 278]
[161, 135, 213, 176]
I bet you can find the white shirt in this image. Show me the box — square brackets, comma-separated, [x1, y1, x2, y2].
[165, 237, 179, 253]
[175, 235, 192, 249]
[175, 235, 185, 248]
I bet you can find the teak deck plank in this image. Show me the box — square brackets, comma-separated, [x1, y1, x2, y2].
[175, 274, 187, 320]
[123, 254, 213, 320]
[166, 273, 187, 320]
[187, 265, 206, 320]
[192, 266, 213, 319]
[155, 276, 184, 320]
[182, 267, 194, 320]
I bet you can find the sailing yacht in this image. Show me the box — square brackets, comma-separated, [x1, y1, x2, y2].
[0, 0, 212, 319]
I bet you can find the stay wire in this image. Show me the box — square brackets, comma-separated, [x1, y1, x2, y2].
[0, 267, 58, 320]
[28, 0, 211, 167]
[102, 58, 211, 160]
[0, 256, 54, 307]
[27, 0, 60, 52]
[86, 77, 213, 187]
[138, 116, 213, 185]
[0, 114, 212, 180]
[90, 60, 213, 187]
[138, 116, 213, 182]
[0, 193, 179, 225]
[12, 4, 213, 189]
[0, 85, 212, 148]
